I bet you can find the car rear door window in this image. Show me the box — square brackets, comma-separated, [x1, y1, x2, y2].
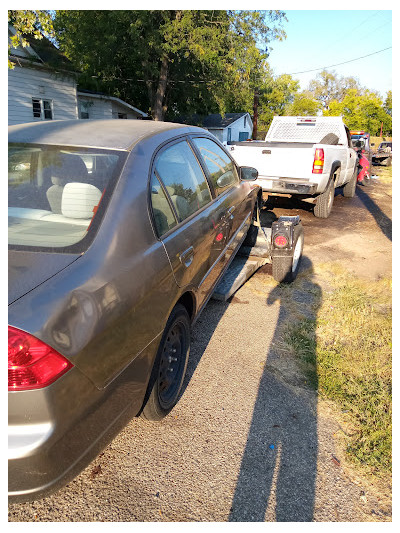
[154, 140, 212, 222]
[192, 137, 239, 195]
[150, 171, 177, 236]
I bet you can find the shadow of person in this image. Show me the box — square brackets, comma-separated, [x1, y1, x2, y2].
[229, 257, 321, 522]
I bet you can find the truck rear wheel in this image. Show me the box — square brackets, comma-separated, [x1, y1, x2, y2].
[343, 165, 358, 198]
[314, 180, 334, 218]
[272, 224, 304, 283]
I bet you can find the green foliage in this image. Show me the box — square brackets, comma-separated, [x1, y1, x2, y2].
[323, 88, 392, 135]
[384, 90, 392, 116]
[54, 10, 287, 120]
[308, 69, 364, 110]
[257, 69, 300, 129]
[8, 10, 54, 69]
[284, 91, 322, 117]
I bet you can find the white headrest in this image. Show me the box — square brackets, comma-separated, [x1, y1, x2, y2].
[62, 182, 102, 219]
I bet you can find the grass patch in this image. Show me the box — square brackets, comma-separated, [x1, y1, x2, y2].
[373, 165, 392, 186]
[284, 265, 392, 475]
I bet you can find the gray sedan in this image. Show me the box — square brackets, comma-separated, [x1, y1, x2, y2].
[8, 120, 260, 502]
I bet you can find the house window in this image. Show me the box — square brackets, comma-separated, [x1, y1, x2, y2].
[32, 98, 53, 120]
[118, 113, 128, 119]
[227, 128, 232, 142]
[79, 101, 90, 119]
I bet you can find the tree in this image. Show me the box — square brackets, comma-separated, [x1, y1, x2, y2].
[384, 91, 392, 117]
[323, 89, 392, 135]
[8, 10, 54, 69]
[257, 69, 300, 130]
[284, 91, 322, 116]
[308, 69, 364, 110]
[53, 10, 287, 120]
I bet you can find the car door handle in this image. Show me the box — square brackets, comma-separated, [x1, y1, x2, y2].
[179, 246, 194, 268]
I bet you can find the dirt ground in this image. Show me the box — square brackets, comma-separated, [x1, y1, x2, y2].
[8, 168, 392, 523]
[262, 169, 392, 281]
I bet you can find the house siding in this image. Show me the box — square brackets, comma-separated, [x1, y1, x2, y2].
[206, 114, 253, 143]
[8, 65, 78, 125]
[78, 95, 113, 120]
[111, 100, 141, 119]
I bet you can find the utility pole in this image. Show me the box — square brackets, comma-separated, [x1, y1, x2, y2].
[252, 89, 259, 140]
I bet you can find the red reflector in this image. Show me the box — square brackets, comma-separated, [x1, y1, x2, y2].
[274, 235, 288, 247]
[8, 326, 73, 391]
[215, 232, 224, 242]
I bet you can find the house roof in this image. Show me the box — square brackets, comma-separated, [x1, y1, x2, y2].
[8, 26, 77, 74]
[203, 113, 250, 129]
[77, 90, 148, 118]
[173, 112, 251, 130]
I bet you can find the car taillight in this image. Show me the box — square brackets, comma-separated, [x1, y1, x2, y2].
[8, 326, 73, 391]
[312, 148, 324, 174]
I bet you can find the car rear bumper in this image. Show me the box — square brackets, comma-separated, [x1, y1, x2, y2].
[8, 339, 158, 502]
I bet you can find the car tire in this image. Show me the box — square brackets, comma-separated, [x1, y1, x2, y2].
[314, 179, 334, 218]
[140, 304, 190, 421]
[343, 165, 358, 198]
[272, 223, 304, 283]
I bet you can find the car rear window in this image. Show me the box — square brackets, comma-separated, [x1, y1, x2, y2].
[8, 144, 126, 252]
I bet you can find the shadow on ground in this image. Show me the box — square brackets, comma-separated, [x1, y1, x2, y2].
[228, 256, 321, 521]
[356, 185, 392, 241]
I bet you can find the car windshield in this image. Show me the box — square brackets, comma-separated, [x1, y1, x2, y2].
[9, 144, 126, 252]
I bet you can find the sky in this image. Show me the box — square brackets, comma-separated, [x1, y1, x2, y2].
[265, 9, 392, 99]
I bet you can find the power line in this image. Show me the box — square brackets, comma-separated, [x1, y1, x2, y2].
[287, 46, 392, 76]
[323, 10, 382, 54]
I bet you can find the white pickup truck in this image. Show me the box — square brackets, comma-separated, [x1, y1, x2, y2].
[227, 116, 358, 218]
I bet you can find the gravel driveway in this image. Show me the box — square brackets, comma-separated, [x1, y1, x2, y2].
[9, 174, 392, 522]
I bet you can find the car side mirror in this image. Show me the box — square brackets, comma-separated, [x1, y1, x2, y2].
[239, 166, 258, 181]
[216, 171, 235, 188]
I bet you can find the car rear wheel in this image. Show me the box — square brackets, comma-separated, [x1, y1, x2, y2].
[141, 304, 190, 421]
[272, 224, 304, 283]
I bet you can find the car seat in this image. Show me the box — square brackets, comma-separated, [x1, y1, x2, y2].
[47, 154, 89, 214]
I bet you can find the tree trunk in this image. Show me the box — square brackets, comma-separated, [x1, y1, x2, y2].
[152, 54, 169, 121]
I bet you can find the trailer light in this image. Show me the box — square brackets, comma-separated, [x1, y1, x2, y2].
[274, 235, 288, 248]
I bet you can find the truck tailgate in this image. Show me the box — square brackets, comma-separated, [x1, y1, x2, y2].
[229, 142, 316, 181]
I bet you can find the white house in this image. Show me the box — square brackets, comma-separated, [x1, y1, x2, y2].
[77, 90, 147, 120]
[173, 112, 253, 143]
[202, 113, 253, 143]
[8, 26, 147, 125]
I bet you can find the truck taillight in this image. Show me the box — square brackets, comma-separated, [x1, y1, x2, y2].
[8, 326, 73, 391]
[312, 148, 324, 174]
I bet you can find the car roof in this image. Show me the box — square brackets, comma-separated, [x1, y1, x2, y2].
[8, 120, 206, 151]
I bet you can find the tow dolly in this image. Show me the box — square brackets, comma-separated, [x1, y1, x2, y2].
[212, 213, 304, 301]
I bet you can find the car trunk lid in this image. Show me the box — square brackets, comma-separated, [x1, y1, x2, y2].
[8, 250, 81, 305]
